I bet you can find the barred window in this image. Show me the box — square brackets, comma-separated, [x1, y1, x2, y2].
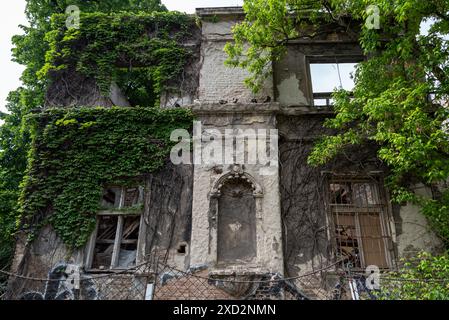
[86, 186, 144, 271]
[328, 176, 393, 269]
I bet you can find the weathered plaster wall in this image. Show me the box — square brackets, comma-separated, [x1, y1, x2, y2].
[190, 103, 284, 275]
[393, 185, 444, 259]
[217, 179, 258, 263]
[278, 113, 445, 281]
[190, 11, 284, 276]
[7, 227, 83, 299]
[271, 34, 443, 279]
[198, 18, 273, 103]
[273, 42, 363, 107]
[10, 227, 81, 283]
[274, 47, 310, 106]
[141, 163, 193, 270]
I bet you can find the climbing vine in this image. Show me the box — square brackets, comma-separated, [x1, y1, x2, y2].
[19, 107, 192, 248]
[40, 11, 196, 106]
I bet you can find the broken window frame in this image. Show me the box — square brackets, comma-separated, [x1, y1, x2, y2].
[324, 173, 395, 271]
[85, 186, 146, 272]
[306, 55, 365, 107]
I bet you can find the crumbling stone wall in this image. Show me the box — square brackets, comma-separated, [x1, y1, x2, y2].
[392, 186, 445, 259]
[189, 103, 284, 274]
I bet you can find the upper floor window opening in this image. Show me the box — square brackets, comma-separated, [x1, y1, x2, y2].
[308, 56, 363, 107]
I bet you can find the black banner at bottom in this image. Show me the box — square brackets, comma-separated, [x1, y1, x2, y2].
[1, 300, 446, 319]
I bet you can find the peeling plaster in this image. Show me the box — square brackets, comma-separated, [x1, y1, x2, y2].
[277, 74, 308, 106]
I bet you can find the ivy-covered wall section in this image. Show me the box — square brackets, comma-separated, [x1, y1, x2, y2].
[41, 11, 199, 107]
[21, 107, 192, 248]
[16, 11, 197, 249]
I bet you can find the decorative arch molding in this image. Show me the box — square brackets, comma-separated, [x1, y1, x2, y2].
[210, 165, 263, 198]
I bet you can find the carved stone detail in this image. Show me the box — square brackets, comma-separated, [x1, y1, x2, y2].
[210, 165, 263, 198]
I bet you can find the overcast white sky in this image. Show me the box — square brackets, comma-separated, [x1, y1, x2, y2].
[0, 0, 27, 113]
[0, 1, 244, 114]
[163, 0, 243, 13]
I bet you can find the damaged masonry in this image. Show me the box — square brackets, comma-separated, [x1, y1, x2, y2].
[4, 7, 445, 300]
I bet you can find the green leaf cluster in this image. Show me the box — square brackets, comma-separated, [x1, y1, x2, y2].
[376, 252, 449, 300]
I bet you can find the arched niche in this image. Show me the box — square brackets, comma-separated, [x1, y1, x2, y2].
[209, 167, 263, 266]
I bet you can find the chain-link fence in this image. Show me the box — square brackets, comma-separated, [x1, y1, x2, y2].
[2, 261, 449, 300]
[1, 259, 340, 300]
[3, 270, 148, 300]
[152, 263, 311, 300]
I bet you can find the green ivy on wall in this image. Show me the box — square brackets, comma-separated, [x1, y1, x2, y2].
[12, 10, 197, 249]
[20, 107, 192, 248]
[39, 11, 196, 106]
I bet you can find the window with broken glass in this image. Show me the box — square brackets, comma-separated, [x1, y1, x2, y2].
[327, 176, 394, 270]
[86, 186, 144, 271]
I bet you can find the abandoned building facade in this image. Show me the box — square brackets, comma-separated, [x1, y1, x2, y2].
[7, 7, 445, 300]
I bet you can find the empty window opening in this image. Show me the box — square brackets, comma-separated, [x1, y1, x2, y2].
[310, 63, 357, 106]
[101, 187, 122, 208]
[328, 176, 393, 270]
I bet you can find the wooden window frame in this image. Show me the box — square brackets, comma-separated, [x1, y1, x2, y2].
[85, 187, 146, 272]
